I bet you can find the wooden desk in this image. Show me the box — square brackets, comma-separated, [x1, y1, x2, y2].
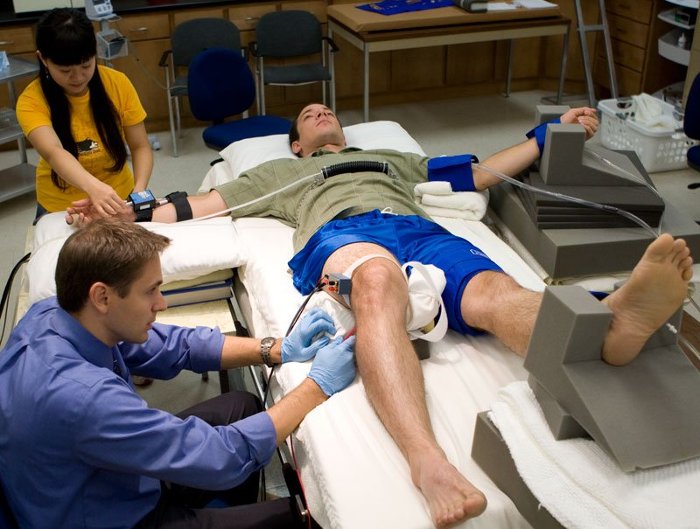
[327, 3, 571, 121]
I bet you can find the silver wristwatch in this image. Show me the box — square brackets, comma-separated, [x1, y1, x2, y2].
[260, 337, 276, 367]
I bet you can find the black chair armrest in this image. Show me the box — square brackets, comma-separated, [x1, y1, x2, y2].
[158, 49, 173, 68]
[323, 36, 339, 53]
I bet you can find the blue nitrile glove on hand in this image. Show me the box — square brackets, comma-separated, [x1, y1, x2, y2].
[281, 308, 336, 363]
[308, 336, 357, 397]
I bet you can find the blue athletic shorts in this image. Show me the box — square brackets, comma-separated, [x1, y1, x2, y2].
[288, 210, 503, 335]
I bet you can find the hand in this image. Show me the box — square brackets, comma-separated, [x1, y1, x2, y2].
[560, 107, 599, 140]
[281, 308, 336, 363]
[86, 181, 128, 218]
[65, 198, 134, 226]
[308, 336, 356, 397]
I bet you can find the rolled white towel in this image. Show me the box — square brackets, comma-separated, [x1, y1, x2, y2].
[417, 189, 489, 221]
[414, 181, 453, 197]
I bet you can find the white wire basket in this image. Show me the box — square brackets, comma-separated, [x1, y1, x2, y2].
[598, 97, 696, 172]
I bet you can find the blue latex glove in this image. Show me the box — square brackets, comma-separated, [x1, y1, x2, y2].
[308, 336, 357, 397]
[281, 308, 336, 363]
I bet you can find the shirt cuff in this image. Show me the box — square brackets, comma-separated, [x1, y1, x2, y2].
[526, 118, 561, 156]
[234, 412, 277, 466]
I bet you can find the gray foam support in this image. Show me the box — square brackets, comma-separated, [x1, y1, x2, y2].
[524, 286, 700, 471]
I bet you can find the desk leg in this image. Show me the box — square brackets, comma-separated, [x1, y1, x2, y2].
[363, 44, 370, 122]
[504, 39, 513, 98]
[7, 82, 27, 164]
[557, 25, 570, 105]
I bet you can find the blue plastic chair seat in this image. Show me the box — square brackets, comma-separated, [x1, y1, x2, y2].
[263, 63, 331, 85]
[202, 115, 291, 151]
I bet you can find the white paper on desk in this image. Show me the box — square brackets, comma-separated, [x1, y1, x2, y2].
[488, 2, 517, 10]
[515, 0, 557, 7]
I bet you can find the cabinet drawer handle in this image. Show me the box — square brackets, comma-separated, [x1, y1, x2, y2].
[244, 16, 259, 21]
[130, 27, 149, 33]
[0, 40, 15, 46]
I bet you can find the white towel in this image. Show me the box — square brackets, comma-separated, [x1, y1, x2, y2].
[414, 182, 489, 221]
[632, 93, 677, 131]
[414, 181, 453, 196]
[489, 381, 700, 529]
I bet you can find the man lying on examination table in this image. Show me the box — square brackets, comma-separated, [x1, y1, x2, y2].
[0, 218, 356, 529]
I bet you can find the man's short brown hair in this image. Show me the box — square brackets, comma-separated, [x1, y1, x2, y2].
[56, 219, 170, 312]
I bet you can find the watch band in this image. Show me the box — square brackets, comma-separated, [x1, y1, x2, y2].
[134, 207, 153, 222]
[260, 337, 276, 368]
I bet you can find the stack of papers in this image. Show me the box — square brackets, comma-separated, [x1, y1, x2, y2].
[489, 0, 557, 10]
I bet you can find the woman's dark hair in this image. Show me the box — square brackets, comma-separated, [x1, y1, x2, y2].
[36, 8, 127, 190]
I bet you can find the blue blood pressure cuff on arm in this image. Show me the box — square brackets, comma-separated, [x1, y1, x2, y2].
[526, 118, 561, 156]
[427, 154, 479, 192]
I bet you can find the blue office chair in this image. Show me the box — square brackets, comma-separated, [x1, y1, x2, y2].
[684, 72, 700, 176]
[187, 48, 292, 153]
[159, 18, 243, 157]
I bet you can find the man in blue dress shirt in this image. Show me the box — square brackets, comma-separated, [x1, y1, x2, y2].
[0, 218, 356, 529]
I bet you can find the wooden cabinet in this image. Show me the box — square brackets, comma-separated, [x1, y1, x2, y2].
[0, 0, 605, 130]
[593, 0, 686, 97]
[0, 25, 37, 111]
[109, 13, 171, 130]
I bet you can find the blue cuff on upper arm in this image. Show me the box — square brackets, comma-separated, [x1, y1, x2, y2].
[526, 118, 561, 156]
[427, 153, 479, 191]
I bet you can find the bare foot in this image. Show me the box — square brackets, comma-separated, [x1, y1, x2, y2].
[602, 234, 693, 366]
[412, 449, 487, 528]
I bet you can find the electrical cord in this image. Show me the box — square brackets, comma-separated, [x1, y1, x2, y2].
[183, 161, 391, 224]
[0, 253, 31, 345]
[475, 162, 660, 237]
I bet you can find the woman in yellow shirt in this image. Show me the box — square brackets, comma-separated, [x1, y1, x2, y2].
[17, 8, 152, 220]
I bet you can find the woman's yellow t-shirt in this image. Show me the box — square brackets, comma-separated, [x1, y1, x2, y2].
[17, 65, 147, 212]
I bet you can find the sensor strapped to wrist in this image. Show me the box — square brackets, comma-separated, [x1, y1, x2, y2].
[129, 190, 156, 222]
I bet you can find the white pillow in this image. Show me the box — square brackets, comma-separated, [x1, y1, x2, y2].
[217, 120, 426, 181]
[27, 213, 247, 304]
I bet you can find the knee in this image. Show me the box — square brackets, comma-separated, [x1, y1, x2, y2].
[461, 271, 521, 316]
[351, 259, 406, 310]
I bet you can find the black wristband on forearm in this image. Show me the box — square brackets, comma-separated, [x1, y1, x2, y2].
[134, 208, 153, 222]
[167, 192, 193, 221]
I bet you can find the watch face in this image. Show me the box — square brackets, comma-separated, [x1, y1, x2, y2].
[261, 337, 275, 348]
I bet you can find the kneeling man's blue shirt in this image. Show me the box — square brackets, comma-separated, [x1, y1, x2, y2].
[0, 297, 276, 529]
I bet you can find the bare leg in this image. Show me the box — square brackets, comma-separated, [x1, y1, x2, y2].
[460, 234, 694, 365]
[323, 243, 486, 528]
[601, 233, 693, 365]
[460, 271, 542, 356]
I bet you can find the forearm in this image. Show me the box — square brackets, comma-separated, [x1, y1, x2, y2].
[473, 138, 539, 190]
[266, 378, 327, 444]
[220, 335, 282, 369]
[151, 191, 229, 222]
[44, 148, 104, 193]
[130, 144, 153, 192]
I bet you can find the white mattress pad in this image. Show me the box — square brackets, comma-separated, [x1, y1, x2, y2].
[234, 215, 544, 529]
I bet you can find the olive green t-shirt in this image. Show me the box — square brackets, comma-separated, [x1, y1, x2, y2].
[215, 148, 430, 252]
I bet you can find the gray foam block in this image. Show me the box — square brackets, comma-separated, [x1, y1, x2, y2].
[524, 286, 700, 471]
[535, 104, 571, 125]
[472, 412, 565, 529]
